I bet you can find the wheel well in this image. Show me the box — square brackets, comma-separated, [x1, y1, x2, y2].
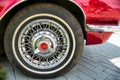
[0, 0, 86, 53]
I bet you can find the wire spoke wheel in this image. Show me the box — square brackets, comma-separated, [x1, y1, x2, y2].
[18, 19, 70, 69]
[4, 3, 84, 78]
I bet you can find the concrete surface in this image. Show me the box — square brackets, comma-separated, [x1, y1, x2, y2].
[1, 32, 120, 80]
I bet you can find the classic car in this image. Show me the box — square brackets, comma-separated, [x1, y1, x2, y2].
[0, 0, 120, 78]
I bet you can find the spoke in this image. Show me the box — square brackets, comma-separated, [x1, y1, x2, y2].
[57, 43, 68, 47]
[21, 42, 30, 45]
[57, 54, 64, 59]
[29, 26, 36, 32]
[57, 42, 67, 45]
[59, 35, 66, 38]
[54, 34, 66, 39]
[30, 53, 35, 61]
[44, 24, 48, 32]
[36, 24, 41, 32]
[39, 22, 43, 30]
[54, 27, 60, 33]
[45, 58, 49, 66]
[48, 22, 51, 28]
[34, 23, 40, 29]
[21, 34, 31, 38]
[34, 48, 40, 54]
[24, 49, 31, 55]
[20, 44, 31, 48]
[52, 55, 59, 62]
[38, 57, 42, 65]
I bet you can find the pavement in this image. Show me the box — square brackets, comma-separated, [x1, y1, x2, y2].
[1, 32, 120, 80]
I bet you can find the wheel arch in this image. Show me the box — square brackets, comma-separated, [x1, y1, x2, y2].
[0, 0, 86, 53]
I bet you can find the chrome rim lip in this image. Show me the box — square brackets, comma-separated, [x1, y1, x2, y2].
[12, 14, 76, 74]
[18, 19, 70, 69]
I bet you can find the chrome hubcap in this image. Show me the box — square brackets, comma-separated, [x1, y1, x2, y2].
[31, 31, 58, 57]
[18, 19, 70, 69]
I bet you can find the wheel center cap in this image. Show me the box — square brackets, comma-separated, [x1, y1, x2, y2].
[39, 42, 49, 51]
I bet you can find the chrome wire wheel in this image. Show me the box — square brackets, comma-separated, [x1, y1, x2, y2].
[18, 18, 71, 69]
[4, 4, 84, 78]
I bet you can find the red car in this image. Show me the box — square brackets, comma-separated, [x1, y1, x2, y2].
[0, 0, 120, 78]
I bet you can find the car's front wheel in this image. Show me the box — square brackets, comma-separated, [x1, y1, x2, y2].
[4, 3, 84, 78]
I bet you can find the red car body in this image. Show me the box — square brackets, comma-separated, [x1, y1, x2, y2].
[0, 0, 120, 45]
[74, 0, 120, 25]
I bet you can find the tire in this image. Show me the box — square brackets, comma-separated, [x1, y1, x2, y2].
[0, 35, 4, 55]
[4, 3, 84, 78]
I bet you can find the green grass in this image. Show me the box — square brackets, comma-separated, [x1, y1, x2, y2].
[0, 70, 6, 80]
[0, 60, 6, 80]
